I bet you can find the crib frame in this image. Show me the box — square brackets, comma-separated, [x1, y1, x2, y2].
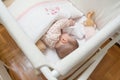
[0, 0, 120, 80]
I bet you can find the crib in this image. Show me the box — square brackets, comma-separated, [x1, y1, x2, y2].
[0, 0, 120, 80]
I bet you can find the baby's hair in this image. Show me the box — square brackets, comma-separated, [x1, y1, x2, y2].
[55, 39, 79, 58]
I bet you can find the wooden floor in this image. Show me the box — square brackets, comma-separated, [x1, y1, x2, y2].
[0, 24, 120, 80]
[89, 43, 120, 80]
[0, 24, 44, 80]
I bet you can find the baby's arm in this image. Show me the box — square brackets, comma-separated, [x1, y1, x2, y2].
[64, 19, 75, 28]
[48, 18, 75, 33]
[42, 18, 74, 48]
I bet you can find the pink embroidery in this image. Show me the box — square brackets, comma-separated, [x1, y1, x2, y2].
[17, 0, 65, 20]
[45, 7, 60, 15]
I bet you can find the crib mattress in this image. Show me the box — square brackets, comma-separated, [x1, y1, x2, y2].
[7, 0, 99, 68]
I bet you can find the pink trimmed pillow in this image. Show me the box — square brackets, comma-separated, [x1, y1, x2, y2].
[17, 0, 83, 43]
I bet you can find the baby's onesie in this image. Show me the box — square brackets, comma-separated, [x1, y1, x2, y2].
[63, 16, 97, 40]
[42, 18, 73, 48]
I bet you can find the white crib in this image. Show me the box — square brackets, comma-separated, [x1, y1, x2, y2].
[0, 0, 120, 80]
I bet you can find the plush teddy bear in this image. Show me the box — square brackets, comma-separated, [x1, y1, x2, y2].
[83, 11, 95, 27]
[83, 11, 97, 40]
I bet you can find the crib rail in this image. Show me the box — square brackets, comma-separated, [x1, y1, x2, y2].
[54, 15, 120, 76]
[40, 32, 120, 80]
[0, 0, 120, 79]
[0, 0, 48, 68]
[78, 33, 120, 80]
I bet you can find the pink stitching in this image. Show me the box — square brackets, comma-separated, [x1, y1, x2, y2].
[45, 7, 60, 15]
[17, 0, 66, 20]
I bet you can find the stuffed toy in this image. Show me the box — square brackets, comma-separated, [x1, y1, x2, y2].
[83, 11, 97, 40]
[83, 11, 95, 27]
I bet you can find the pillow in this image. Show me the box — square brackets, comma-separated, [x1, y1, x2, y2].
[17, 0, 83, 43]
[39, 0, 83, 19]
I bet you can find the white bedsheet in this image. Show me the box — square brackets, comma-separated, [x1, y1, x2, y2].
[7, 0, 84, 68]
[7, 0, 98, 68]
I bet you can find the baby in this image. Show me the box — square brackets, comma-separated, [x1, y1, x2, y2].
[41, 11, 96, 58]
[42, 18, 79, 58]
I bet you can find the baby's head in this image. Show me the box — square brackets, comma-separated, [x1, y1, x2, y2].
[55, 33, 79, 58]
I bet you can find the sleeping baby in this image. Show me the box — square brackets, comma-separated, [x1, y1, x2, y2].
[41, 18, 79, 58]
[37, 11, 97, 58]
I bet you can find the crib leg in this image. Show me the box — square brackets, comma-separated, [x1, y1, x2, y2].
[77, 33, 120, 80]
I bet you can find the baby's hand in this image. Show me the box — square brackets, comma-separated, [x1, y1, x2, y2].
[68, 19, 75, 26]
[66, 19, 75, 27]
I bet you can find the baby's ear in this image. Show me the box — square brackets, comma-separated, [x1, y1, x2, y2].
[36, 39, 47, 52]
[61, 38, 68, 44]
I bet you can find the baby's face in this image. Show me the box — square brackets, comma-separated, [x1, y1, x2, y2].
[55, 33, 75, 48]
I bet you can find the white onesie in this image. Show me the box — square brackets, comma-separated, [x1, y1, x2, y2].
[63, 16, 97, 40]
